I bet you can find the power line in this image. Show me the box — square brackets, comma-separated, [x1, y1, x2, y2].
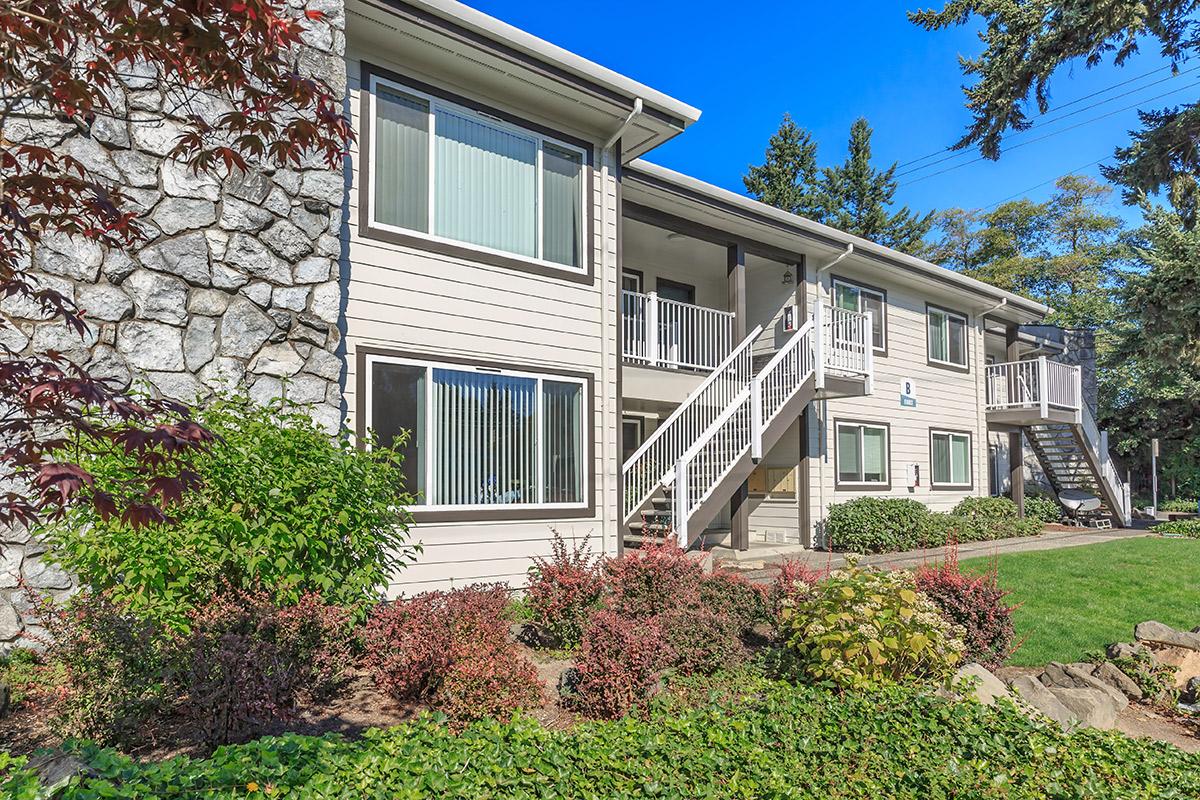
[896, 64, 1200, 179]
[894, 63, 1184, 172]
[979, 155, 1112, 211]
[898, 80, 1200, 188]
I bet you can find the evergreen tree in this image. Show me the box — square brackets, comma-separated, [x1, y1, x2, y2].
[744, 116, 933, 252]
[743, 114, 825, 219]
[911, 0, 1200, 228]
[820, 118, 934, 252]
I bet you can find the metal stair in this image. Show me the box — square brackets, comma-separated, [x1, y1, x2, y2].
[1026, 419, 1127, 526]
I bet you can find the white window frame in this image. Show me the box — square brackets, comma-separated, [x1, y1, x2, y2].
[367, 74, 589, 273]
[832, 277, 887, 353]
[930, 429, 972, 488]
[927, 305, 969, 368]
[834, 421, 890, 486]
[364, 353, 590, 512]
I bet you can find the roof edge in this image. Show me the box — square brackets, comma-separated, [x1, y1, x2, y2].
[626, 159, 1050, 319]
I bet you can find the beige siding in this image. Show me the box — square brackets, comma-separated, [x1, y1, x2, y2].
[344, 48, 619, 594]
[806, 264, 992, 538]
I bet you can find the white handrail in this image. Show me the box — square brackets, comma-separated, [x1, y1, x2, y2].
[757, 320, 815, 431]
[622, 324, 763, 522]
[674, 388, 753, 546]
[621, 289, 735, 371]
[985, 358, 1081, 413]
[1080, 402, 1132, 526]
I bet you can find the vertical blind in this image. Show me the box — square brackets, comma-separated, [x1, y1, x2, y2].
[929, 309, 967, 365]
[370, 361, 585, 507]
[374, 88, 429, 231]
[372, 79, 585, 268]
[837, 423, 887, 483]
[837, 425, 860, 482]
[932, 433, 970, 485]
[434, 109, 537, 258]
[862, 426, 887, 482]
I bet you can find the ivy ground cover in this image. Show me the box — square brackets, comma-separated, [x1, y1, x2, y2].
[960, 537, 1200, 666]
[5, 678, 1199, 799]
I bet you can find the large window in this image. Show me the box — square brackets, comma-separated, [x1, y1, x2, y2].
[927, 305, 968, 368]
[833, 277, 886, 352]
[835, 421, 889, 487]
[931, 430, 972, 488]
[366, 355, 587, 510]
[369, 75, 587, 270]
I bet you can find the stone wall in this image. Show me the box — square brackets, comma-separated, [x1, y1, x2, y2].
[0, 0, 349, 650]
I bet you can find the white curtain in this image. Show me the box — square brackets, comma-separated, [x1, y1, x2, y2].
[434, 109, 536, 257]
[374, 87, 429, 231]
[432, 369, 536, 505]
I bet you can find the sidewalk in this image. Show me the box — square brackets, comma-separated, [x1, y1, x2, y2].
[717, 526, 1151, 582]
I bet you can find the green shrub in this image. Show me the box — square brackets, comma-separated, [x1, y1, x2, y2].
[1086, 649, 1178, 705]
[1159, 497, 1199, 513]
[824, 497, 929, 553]
[953, 496, 1018, 520]
[779, 558, 965, 689]
[9, 679, 1200, 799]
[43, 395, 417, 629]
[1151, 518, 1200, 538]
[1023, 495, 1063, 523]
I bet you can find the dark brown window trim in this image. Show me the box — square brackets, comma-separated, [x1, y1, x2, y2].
[832, 418, 893, 492]
[925, 302, 971, 373]
[355, 344, 597, 523]
[831, 273, 889, 357]
[621, 267, 644, 293]
[928, 427, 975, 491]
[357, 61, 596, 286]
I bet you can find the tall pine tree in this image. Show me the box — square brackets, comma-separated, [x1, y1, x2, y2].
[744, 116, 933, 252]
[820, 118, 934, 251]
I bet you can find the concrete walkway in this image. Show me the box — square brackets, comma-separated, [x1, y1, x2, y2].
[715, 526, 1152, 581]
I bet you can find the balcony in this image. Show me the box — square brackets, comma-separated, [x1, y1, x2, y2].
[985, 357, 1082, 426]
[621, 290, 735, 371]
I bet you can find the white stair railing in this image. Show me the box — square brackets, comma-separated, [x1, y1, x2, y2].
[620, 289, 735, 371]
[622, 325, 762, 523]
[815, 302, 872, 379]
[674, 322, 819, 546]
[985, 357, 1081, 415]
[1080, 403, 1132, 526]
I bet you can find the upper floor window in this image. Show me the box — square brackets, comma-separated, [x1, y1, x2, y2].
[366, 353, 588, 511]
[368, 75, 587, 271]
[832, 277, 886, 352]
[927, 305, 969, 368]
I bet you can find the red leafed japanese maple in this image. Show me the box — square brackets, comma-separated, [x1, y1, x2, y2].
[0, 1, 352, 527]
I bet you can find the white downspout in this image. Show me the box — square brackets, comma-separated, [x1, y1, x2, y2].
[815, 243, 853, 302]
[602, 99, 643, 557]
[814, 244, 851, 546]
[975, 297, 1007, 496]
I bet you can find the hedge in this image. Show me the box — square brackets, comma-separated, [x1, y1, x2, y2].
[5, 680, 1198, 799]
[826, 497, 1044, 553]
[1151, 518, 1200, 538]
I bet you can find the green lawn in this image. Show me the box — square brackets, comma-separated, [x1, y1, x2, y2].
[959, 537, 1200, 667]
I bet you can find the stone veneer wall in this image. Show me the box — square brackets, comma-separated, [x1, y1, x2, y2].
[0, 0, 348, 650]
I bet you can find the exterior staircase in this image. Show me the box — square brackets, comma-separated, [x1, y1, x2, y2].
[622, 303, 872, 548]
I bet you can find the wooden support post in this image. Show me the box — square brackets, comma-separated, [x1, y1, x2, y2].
[1006, 324, 1025, 518]
[727, 243, 750, 550]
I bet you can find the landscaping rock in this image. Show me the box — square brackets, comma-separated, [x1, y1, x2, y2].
[1039, 662, 1128, 711]
[1049, 687, 1119, 730]
[1093, 661, 1144, 700]
[1106, 642, 1147, 661]
[1010, 676, 1076, 731]
[1181, 676, 1200, 705]
[1144, 645, 1200, 689]
[0, 600, 21, 642]
[1134, 621, 1200, 651]
[953, 663, 1011, 706]
[0, 682, 8, 718]
[27, 751, 99, 794]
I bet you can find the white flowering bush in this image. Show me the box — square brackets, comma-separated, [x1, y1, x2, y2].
[780, 557, 965, 689]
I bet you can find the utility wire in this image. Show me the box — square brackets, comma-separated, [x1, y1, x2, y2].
[896, 65, 1200, 179]
[898, 80, 1200, 188]
[979, 155, 1112, 211]
[894, 63, 1186, 172]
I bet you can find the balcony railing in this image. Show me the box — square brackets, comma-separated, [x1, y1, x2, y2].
[621, 290, 735, 371]
[985, 357, 1081, 417]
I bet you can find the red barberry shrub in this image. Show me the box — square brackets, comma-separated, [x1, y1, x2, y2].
[658, 607, 745, 676]
[567, 610, 670, 719]
[180, 589, 353, 745]
[603, 540, 702, 619]
[526, 531, 604, 648]
[697, 571, 771, 638]
[362, 584, 543, 726]
[914, 552, 1017, 670]
[769, 559, 830, 621]
[29, 587, 176, 745]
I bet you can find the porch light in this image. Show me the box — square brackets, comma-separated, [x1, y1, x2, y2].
[781, 268, 794, 286]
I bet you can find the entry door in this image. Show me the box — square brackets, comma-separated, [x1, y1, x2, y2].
[622, 417, 644, 464]
[656, 279, 696, 367]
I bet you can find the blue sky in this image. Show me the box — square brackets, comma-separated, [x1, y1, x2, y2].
[470, 0, 1195, 226]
